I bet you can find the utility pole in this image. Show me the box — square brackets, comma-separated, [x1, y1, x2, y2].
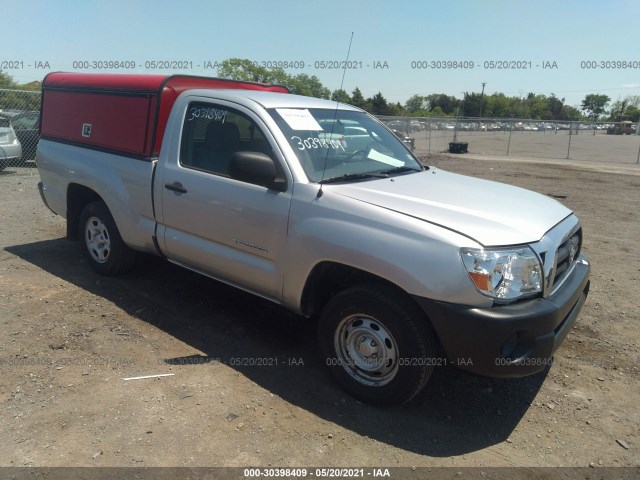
[478, 82, 486, 131]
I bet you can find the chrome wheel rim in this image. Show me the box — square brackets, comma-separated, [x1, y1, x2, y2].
[334, 314, 399, 387]
[85, 216, 111, 264]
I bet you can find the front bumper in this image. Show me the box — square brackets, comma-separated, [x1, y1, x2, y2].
[413, 254, 590, 377]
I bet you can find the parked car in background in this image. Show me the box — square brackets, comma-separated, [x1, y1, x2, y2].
[8, 111, 40, 160]
[391, 129, 415, 150]
[0, 113, 23, 170]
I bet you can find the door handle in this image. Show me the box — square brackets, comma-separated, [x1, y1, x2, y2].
[164, 182, 188, 194]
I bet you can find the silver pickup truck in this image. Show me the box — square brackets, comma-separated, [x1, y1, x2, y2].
[37, 73, 590, 405]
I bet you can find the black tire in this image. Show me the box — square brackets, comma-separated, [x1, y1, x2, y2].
[78, 201, 136, 275]
[318, 284, 436, 406]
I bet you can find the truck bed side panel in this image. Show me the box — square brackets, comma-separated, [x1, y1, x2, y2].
[37, 139, 158, 253]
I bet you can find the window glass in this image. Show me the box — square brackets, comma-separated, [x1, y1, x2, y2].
[11, 113, 39, 130]
[181, 103, 272, 176]
[268, 108, 422, 183]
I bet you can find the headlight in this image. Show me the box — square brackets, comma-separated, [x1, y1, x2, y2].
[461, 247, 542, 303]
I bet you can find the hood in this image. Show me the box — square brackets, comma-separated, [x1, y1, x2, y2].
[331, 168, 572, 246]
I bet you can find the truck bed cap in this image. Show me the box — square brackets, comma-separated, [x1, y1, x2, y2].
[40, 73, 289, 158]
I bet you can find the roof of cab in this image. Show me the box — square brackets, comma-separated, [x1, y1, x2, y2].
[180, 88, 361, 111]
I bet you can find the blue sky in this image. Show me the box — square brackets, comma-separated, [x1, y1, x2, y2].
[2, 0, 639, 108]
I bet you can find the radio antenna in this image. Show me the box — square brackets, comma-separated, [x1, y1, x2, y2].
[338, 32, 355, 101]
[317, 31, 355, 197]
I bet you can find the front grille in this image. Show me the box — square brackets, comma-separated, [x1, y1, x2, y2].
[553, 228, 581, 288]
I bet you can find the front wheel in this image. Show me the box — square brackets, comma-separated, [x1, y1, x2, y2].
[78, 201, 136, 275]
[318, 284, 437, 406]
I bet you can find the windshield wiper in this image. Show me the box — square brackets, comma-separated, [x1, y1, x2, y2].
[377, 166, 423, 175]
[320, 172, 388, 184]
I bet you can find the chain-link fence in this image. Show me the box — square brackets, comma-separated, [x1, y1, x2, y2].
[2, 88, 639, 174]
[377, 116, 640, 164]
[0, 88, 41, 174]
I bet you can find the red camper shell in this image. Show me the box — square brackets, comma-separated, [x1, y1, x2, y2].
[40, 73, 290, 158]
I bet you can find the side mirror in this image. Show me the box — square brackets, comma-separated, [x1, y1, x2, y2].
[229, 151, 287, 191]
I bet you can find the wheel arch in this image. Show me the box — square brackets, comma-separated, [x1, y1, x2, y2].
[66, 183, 104, 241]
[300, 261, 420, 317]
[301, 261, 444, 347]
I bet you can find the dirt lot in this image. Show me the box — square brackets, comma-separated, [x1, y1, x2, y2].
[0, 156, 638, 470]
[413, 129, 640, 165]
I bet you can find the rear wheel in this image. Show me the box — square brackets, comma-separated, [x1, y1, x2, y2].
[78, 201, 136, 275]
[318, 284, 437, 406]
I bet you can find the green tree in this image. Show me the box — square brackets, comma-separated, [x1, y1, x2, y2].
[288, 74, 330, 99]
[387, 102, 405, 116]
[625, 95, 640, 110]
[608, 95, 640, 121]
[524, 93, 551, 119]
[425, 94, 459, 115]
[608, 98, 628, 121]
[462, 92, 487, 117]
[331, 89, 351, 103]
[211, 57, 601, 122]
[548, 94, 565, 119]
[625, 106, 640, 122]
[581, 94, 610, 120]
[560, 105, 582, 121]
[404, 94, 426, 114]
[0, 70, 17, 88]
[0, 70, 41, 111]
[217, 58, 282, 83]
[350, 87, 368, 110]
[484, 93, 511, 117]
[368, 92, 391, 115]
[510, 96, 531, 119]
[217, 58, 331, 99]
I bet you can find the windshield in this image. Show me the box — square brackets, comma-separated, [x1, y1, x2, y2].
[268, 108, 422, 182]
